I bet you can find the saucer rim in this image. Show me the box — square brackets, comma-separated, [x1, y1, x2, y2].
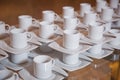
[55, 58, 91, 71]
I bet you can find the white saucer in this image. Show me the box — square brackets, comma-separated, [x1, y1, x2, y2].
[55, 58, 91, 71]
[0, 49, 8, 61]
[107, 43, 120, 49]
[82, 47, 114, 59]
[83, 33, 115, 44]
[48, 42, 91, 54]
[0, 41, 38, 54]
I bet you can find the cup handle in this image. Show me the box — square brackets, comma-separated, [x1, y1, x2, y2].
[52, 59, 55, 67]
[32, 18, 40, 27]
[26, 32, 33, 41]
[53, 24, 58, 31]
[54, 13, 61, 20]
[5, 24, 10, 30]
[77, 18, 81, 25]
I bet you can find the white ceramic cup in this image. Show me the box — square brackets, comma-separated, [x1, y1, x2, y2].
[96, 0, 107, 12]
[88, 23, 104, 41]
[80, 3, 91, 17]
[62, 6, 75, 18]
[101, 7, 114, 22]
[10, 28, 32, 49]
[63, 16, 80, 30]
[0, 21, 10, 34]
[83, 12, 97, 25]
[9, 52, 29, 64]
[42, 10, 59, 23]
[116, 4, 120, 15]
[33, 55, 54, 79]
[18, 15, 36, 30]
[109, 29, 120, 45]
[63, 30, 81, 50]
[110, 0, 119, 9]
[103, 22, 112, 32]
[88, 43, 103, 54]
[39, 21, 57, 39]
[63, 53, 80, 65]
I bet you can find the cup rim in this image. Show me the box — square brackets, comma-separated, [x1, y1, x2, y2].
[33, 55, 52, 64]
[10, 28, 25, 34]
[18, 15, 32, 19]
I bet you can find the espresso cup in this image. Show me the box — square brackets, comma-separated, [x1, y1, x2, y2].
[63, 16, 80, 30]
[101, 7, 114, 22]
[88, 23, 104, 41]
[63, 30, 82, 50]
[33, 55, 54, 79]
[96, 0, 107, 12]
[110, 0, 119, 9]
[109, 29, 120, 45]
[63, 53, 80, 65]
[39, 21, 57, 39]
[18, 15, 36, 30]
[0, 21, 10, 34]
[88, 43, 103, 54]
[62, 6, 75, 18]
[9, 52, 29, 64]
[42, 10, 59, 23]
[83, 12, 97, 25]
[80, 3, 91, 17]
[10, 28, 32, 49]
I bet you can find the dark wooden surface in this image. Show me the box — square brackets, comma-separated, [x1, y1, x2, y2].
[0, 0, 96, 25]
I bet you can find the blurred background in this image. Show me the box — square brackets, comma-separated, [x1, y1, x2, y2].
[0, 0, 96, 25]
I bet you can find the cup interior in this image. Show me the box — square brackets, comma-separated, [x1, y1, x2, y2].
[33, 55, 51, 64]
[19, 15, 32, 19]
[64, 30, 79, 35]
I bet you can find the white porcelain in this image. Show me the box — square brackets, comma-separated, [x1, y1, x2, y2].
[10, 28, 32, 49]
[88, 43, 103, 54]
[0, 49, 8, 61]
[42, 10, 59, 23]
[0, 40, 38, 54]
[83, 47, 114, 59]
[55, 58, 91, 71]
[63, 53, 80, 65]
[80, 3, 91, 17]
[62, 6, 74, 18]
[101, 7, 114, 22]
[103, 22, 112, 32]
[116, 4, 120, 15]
[96, 0, 107, 12]
[48, 42, 91, 54]
[109, 29, 120, 45]
[110, 0, 119, 9]
[63, 30, 81, 50]
[39, 21, 58, 39]
[63, 17, 80, 30]
[83, 12, 97, 25]
[9, 52, 29, 64]
[18, 15, 36, 30]
[88, 23, 104, 41]
[0, 21, 10, 34]
[33, 55, 55, 79]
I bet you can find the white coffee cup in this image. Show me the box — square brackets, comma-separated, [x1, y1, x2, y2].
[88, 23, 104, 41]
[0, 21, 10, 34]
[63, 16, 80, 30]
[110, 0, 119, 9]
[116, 4, 120, 15]
[9, 52, 29, 64]
[101, 7, 114, 22]
[18, 15, 36, 30]
[83, 12, 97, 25]
[62, 6, 75, 18]
[109, 29, 120, 45]
[63, 53, 80, 65]
[63, 30, 81, 50]
[42, 10, 59, 23]
[103, 22, 112, 32]
[33, 55, 54, 79]
[96, 0, 107, 12]
[88, 43, 103, 54]
[39, 21, 57, 39]
[80, 3, 91, 17]
[10, 28, 32, 49]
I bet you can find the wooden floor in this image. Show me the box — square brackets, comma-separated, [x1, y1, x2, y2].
[0, 0, 96, 25]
